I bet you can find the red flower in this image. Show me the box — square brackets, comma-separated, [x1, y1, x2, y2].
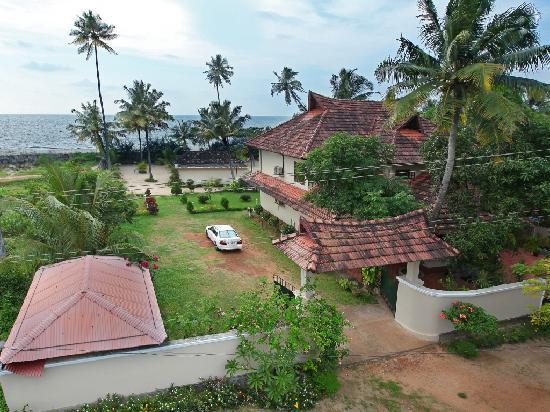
[153, 264, 159, 270]
[141, 261, 150, 269]
[459, 314, 467, 319]
[126, 262, 131, 267]
[439, 313, 446, 320]
[452, 318, 459, 324]
[153, 255, 159, 262]
[124, 256, 128, 261]
[468, 307, 475, 312]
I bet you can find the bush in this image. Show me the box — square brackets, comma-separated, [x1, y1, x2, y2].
[185, 179, 195, 191]
[447, 339, 478, 358]
[530, 303, 550, 332]
[361, 267, 381, 292]
[144, 196, 159, 215]
[137, 161, 147, 174]
[170, 181, 182, 195]
[240, 194, 251, 202]
[198, 194, 209, 204]
[220, 197, 229, 210]
[259, 210, 271, 221]
[179, 194, 187, 204]
[280, 223, 296, 235]
[268, 216, 279, 227]
[253, 204, 264, 214]
[186, 202, 194, 214]
[312, 369, 340, 397]
[337, 278, 351, 291]
[441, 301, 498, 338]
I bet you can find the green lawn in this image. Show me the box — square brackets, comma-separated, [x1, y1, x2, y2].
[186, 190, 260, 212]
[124, 196, 372, 339]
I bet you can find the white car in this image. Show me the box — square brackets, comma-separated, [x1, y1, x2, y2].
[205, 225, 243, 251]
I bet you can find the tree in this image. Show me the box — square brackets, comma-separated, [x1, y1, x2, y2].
[70, 10, 117, 170]
[169, 120, 196, 151]
[68, 101, 120, 164]
[204, 54, 234, 103]
[296, 132, 420, 219]
[271, 67, 307, 111]
[375, 0, 550, 221]
[330, 68, 376, 100]
[194, 100, 250, 179]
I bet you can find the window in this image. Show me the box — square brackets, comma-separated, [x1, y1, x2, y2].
[218, 230, 238, 238]
[293, 161, 305, 183]
[395, 170, 416, 179]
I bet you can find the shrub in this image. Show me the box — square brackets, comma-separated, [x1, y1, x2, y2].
[240, 194, 251, 202]
[268, 216, 279, 227]
[511, 263, 527, 281]
[338, 278, 351, 291]
[179, 194, 187, 204]
[185, 179, 195, 191]
[312, 369, 340, 397]
[145, 177, 157, 183]
[361, 267, 381, 292]
[259, 210, 271, 221]
[280, 224, 296, 235]
[144, 196, 159, 215]
[186, 201, 195, 213]
[220, 197, 229, 210]
[170, 181, 182, 195]
[253, 204, 264, 214]
[137, 161, 147, 174]
[441, 301, 498, 338]
[530, 303, 550, 332]
[447, 339, 478, 358]
[198, 194, 209, 204]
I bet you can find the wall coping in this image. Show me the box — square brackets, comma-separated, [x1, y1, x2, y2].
[0, 331, 239, 376]
[397, 276, 524, 297]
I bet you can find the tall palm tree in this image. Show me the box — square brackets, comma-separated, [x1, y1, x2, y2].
[204, 54, 234, 103]
[115, 81, 149, 162]
[70, 10, 117, 170]
[271, 67, 307, 111]
[194, 100, 250, 179]
[169, 120, 196, 151]
[375, 0, 549, 220]
[68, 101, 120, 164]
[330, 68, 376, 100]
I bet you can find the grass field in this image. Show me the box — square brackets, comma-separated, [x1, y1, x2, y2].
[124, 196, 373, 339]
[185, 190, 259, 212]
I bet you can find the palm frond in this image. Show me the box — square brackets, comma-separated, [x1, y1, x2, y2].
[456, 63, 504, 91]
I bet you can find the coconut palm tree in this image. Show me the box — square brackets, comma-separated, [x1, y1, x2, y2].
[169, 120, 196, 151]
[70, 10, 117, 170]
[194, 100, 250, 179]
[330, 68, 376, 100]
[115, 81, 149, 162]
[204, 54, 234, 103]
[271, 67, 307, 111]
[375, 0, 550, 220]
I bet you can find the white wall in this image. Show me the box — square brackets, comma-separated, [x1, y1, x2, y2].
[395, 277, 544, 341]
[0, 332, 241, 412]
[177, 167, 248, 184]
[259, 150, 307, 189]
[260, 191, 302, 231]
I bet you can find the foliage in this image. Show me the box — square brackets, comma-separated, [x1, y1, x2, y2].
[259, 210, 272, 221]
[376, 0, 550, 219]
[186, 179, 195, 191]
[137, 161, 147, 173]
[171, 181, 182, 195]
[239, 193, 251, 202]
[220, 197, 229, 210]
[280, 223, 296, 235]
[530, 303, 550, 332]
[169, 120, 195, 150]
[441, 301, 498, 338]
[361, 267, 382, 292]
[312, 369, 340, 397]
[448, 340, 478, 359]
[330, 68, 375, 100]
[179, 194, 187, 204]
[167, 297, 228, 338]
[204, 54, 234, 102]
[439, 275, 460, 291]
[268, 216, 279, 227]
[271, 67, 307, 111]
[253, 204, 263, 214]
[198, 194, 210, 204]
[226, 283, 348, 407]
[511, 263, 528, 281]
[297, 132, 421, 219]
[144, 196, 159, 215]
[186, 201, 195, 214]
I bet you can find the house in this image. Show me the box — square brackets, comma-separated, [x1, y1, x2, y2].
[246, 91, 436, 231]
[0, 255, 166, 378]
[174, 150, 249, 184]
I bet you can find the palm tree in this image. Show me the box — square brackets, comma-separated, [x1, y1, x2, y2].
[169, 120, 196, 151]
[271, 67, 307, 111]
[194, 100, 250, 179]
[330, 68, 376, 100]
[204, 54, 234, 103]
[70, 10, 117, 170]
[375, 0, 549, 220]
[115, 81, 149, 162]
[68, 101, 120, 164]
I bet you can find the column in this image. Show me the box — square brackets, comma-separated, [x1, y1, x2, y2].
[405, 261, 423, 286]
[300, 268, 314, 299]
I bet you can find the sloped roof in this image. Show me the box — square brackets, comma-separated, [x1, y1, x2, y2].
[175, 150, 246, 168]
[248, 92, 436, 164]
[273, 210, 458, 273]
[0, 256, 166, 375]
[244, 171, 333, 220]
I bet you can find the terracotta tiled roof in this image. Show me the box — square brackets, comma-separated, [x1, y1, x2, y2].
[244, 171, 333, 220]
[410, 172, 434, 204]
[248, 92, 436, 164]
[0, 256, 166, 376]
[273, 210, 458, 273]
[175, 150, 246, 168]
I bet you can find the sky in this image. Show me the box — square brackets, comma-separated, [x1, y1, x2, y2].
[0, 0, 549, 116]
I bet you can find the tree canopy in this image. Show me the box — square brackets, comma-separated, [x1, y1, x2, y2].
[330, 68, 375, 100]
[271, 67, 307, 111]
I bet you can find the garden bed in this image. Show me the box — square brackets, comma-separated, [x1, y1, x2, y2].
[184, 191, 259, 213]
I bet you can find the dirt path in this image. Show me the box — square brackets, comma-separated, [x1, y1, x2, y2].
[0, 174, 41, 183]
[317, 340, 550, 411]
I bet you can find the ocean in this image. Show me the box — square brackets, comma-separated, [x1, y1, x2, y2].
[0, 114, 288, 155]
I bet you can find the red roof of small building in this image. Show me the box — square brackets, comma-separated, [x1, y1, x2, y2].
[273, 210, 458, 272]
[245, 171, 333, 220]
[248, 92, 436, 164]
[0, 256, 166, 376]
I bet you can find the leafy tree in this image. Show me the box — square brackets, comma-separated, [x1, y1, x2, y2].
[70, 10, 117, 169]
[194, 100, 250, 179]
[296, 132, 420, 219]
[204, 54, 234, 103]
[271, 67, 307, 111]
[330, 68, 376, 100]
[375, 0, 550, 221]
[169, 120, 196, 151]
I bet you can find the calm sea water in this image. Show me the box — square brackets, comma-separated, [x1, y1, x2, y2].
[0, 114, 288, 155]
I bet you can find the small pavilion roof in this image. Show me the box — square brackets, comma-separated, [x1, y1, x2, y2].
[0, 255, 166, 376]
[273, 210, 458, 273]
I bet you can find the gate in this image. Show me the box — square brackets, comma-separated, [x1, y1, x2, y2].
[380, 270, 398, 313]
[273, 275, 297, 298]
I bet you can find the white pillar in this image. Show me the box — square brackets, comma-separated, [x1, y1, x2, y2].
[300, 268, 314, 299]
[405, 261, 423, 286]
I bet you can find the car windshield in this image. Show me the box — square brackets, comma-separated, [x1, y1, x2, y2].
[218, 230, 238, 238]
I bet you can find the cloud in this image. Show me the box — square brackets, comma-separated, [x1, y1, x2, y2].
[22, 61, 72, 72]
[71, 78, 117, 91]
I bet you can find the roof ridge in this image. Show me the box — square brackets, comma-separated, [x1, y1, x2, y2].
[85, 290, 166, 343]
[80, 255, 92, 292]
[0, 292, 83, 364]
[302, 109, 328, 157]
[304, 209, 426, 226]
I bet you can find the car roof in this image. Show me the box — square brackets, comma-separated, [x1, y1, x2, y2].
[212, 225, 236, 231]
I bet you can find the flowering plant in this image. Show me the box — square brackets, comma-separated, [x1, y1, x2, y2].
[440, 301, 498, 337]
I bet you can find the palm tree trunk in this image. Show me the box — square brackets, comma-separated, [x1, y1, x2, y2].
[146, 128, 153, 180]
[430, 107, 461, 222]
[137, 129, 143, 162]
[94, 44, 111, 170]
[216, 85, 220, 103]
[224, 138, 235, 180]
